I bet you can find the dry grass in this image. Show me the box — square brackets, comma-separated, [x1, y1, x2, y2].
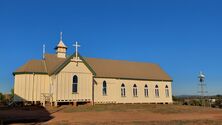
[43, 104, 222, 125]
[3, 104, 222, 125]
[47, 104, 222, 114]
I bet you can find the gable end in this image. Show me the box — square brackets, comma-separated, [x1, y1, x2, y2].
[52, 53, 96, 76]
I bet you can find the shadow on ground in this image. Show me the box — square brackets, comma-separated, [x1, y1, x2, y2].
[0, 105, 53, 124]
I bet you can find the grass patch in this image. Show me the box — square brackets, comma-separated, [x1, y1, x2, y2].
[47, 104, 222, 114]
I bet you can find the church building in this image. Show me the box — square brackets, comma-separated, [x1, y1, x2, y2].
[13, 33, 173, 106]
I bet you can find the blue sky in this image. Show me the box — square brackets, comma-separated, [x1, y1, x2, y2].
[0, 0, 222, 95]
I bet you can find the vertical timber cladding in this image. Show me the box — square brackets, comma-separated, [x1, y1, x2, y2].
[94, 78, 173, 104]
[14, 74, 32, 101]
[94, 78, 118, 103]
[14, 74, 50, 102]
[56, 61, 93, 102]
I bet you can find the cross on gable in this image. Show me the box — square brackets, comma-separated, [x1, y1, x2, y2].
[72, 41, 82, 62]
[73, 41, 80, 59]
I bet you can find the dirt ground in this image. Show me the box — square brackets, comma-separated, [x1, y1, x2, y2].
[46, 111, 222, 125]
[1, 104, 222, 125]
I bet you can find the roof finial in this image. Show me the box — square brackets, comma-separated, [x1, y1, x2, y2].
[60, 32, 63, 41]
[43, 44, 45, 59]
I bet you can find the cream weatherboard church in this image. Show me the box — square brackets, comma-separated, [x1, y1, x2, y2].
[13, 33, 173, 106]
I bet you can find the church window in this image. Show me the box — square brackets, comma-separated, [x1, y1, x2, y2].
[72, 75, 78, 93]
[144, 84, 148, 97]
[121, 83, 126, 97]
[133, 84, 137, 97]
[155, 85, 159, 97]
[103, 81, 107, 96]
[165, 85, 169, 97]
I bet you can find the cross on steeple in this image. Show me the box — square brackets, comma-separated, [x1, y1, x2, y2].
[72, 41, 81, 62]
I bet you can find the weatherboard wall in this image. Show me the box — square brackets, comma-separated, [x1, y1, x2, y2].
[94, 78, 173, 104]
[14, 74, 50, 101]
[53, 61, 93, 102]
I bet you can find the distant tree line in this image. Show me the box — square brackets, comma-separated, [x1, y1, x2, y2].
[0, 89, 14, 105]
[173, 95, 222, 108]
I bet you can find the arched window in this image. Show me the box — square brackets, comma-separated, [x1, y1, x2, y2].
[72, 75, 78, 93]
[144, 84, 148, 97]
[133, 84, 137, 97]
[155, 85, 159, 97]
[102, 81, 107, 96]
[165, 85, 169, 97]
[121, 83, 126, 97]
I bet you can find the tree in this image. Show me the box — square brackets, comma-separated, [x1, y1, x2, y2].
[214, 98, 222, 108]
[172, 95, 178, 101]
[190, 100, 202, 106]
[11, 88, 14, 97]
[0, 92, 3, 101]
[216, 95, 222, 99]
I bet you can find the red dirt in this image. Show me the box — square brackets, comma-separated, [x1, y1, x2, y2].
[1, 105, 222, 124]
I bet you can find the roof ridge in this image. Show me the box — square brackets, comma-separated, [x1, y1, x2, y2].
[84, 57, 157, 65]
[29, 59, 42, 61]
[44, 53, 155, 64]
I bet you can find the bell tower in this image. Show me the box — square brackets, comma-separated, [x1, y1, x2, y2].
[55, 32, 67, 58]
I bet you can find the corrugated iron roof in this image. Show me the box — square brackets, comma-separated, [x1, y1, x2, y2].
[14, 60, 47, 74]
[14, 54, 172, 81]
[85, 58, 172, 81]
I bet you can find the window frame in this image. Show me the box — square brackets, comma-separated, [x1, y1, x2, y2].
[144, 84, 149, 97]
[72, 75, 78, 93]
[102, 81, 107, 96]
[133, 84, 138, 97]
[155, 85, 159, 97]
[121, 83, 126, 97]
[165, 85, 169, 97]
